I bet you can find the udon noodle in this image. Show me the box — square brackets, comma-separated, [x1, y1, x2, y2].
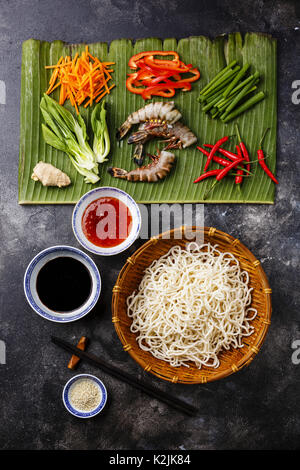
[127, 242, 257, 369]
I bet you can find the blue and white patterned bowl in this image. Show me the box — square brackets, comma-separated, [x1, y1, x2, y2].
[63, 374, 107, 418]
[24, 245, 101, 323]
[72, 187, 141, 256]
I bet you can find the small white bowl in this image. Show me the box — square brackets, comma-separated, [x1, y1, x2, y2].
[63, 374, 107, 418]
[24, 245, 101, 323]
[72, 187, 141, 256]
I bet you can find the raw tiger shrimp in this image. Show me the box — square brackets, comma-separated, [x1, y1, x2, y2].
[117, 102, 197, 165]
[108, 150, 175, 182]
[128, 120, 197, 162]
[128, 120, 197, 147]
[116, 101, 182, 140]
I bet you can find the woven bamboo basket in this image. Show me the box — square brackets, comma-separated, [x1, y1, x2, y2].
[112, 226, 272, 384]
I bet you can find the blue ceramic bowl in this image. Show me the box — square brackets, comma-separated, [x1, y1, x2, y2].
[24, 245, 101, 323]
[63, 374, 107, 418]
[72, 187, 141, 256]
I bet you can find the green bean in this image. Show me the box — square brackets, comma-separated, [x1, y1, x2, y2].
[202, 93, 224, 112]
[206, 91, 224, 104]
[199, 60, 237, 95]
[221, 72, 259, 120]
[223, 63, 250, 98]
[201, 66, 240, 97]
[211, 109, 221, 119]
[218, 86, 257, 110]
[222, 92, 265, 123]
[227, 73, 259, 97]
[202, 69, 240, 101]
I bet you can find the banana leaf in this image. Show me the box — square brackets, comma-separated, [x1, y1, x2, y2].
[18, 33, 277, 204]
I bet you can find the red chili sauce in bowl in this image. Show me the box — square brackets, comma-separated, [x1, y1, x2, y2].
[81, 196, 133, 248]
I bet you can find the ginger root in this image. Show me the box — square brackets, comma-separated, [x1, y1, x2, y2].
[31, 161, 71, 188]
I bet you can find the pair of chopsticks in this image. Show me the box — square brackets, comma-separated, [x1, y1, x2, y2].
[51, 336, 197, 417]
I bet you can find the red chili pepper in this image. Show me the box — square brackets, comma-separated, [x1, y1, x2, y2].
[193, 169, 220, 183]
[197, 146, 231, 167]
[236, 124, 250, 172]
[216, 157, 244, 181]
[235, 145, 244, 185]
[257, 128, 278, 184]
[203, 144, 240, 161]
[204, 136, 229, 172]
[240, 143, 250, 171]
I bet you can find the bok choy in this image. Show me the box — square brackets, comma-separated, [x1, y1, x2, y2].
[91, 100, 110, 163]
[40, 94, 100, 184]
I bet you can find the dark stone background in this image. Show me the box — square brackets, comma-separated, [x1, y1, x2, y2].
[0, 0, 299, 450]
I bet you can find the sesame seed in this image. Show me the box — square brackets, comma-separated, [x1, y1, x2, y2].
[69, 379, 102, 411]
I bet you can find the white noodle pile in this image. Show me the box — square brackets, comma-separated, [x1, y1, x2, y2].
[127, 242, 257, 369]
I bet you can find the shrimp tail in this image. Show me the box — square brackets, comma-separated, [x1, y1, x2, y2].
[108, 150, 175, 183]
[127, 130, 150, 145]
[133, 143, 145, 166]
[116, 121, 132, 140]
[107, 167, 128, 179]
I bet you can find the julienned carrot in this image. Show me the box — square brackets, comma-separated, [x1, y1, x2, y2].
[45, 46, 115, 113]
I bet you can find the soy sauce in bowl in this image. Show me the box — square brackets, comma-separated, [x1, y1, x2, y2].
[36, 257, 92, 312]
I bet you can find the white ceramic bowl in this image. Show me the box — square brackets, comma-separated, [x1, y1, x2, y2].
[63, 374, 107, 418]
[72, 187, 141, 256]
[24, 245, 101, 323]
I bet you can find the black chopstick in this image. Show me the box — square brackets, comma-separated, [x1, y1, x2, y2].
[51, 335, 197, 417]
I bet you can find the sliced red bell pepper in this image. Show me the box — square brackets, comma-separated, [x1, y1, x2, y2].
[134, 60, 158, 75]
[142, 78, 191, 91]
[126, 50, 200, 99]
[144, 56, 192, 73]
[129, 51, 180, 69]
[140, 71, 176, 87]
[126, 75, 144, 95]
[142, 85, 175, 100]
[141, 80, 192, 99]
[178, 68, 201, 83]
